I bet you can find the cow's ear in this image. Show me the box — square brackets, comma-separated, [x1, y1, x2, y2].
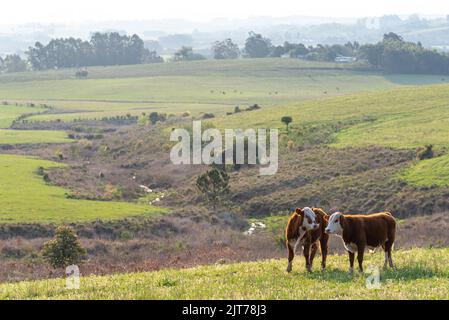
[295, 208, 301, 214]
[323, 215, 329, 222]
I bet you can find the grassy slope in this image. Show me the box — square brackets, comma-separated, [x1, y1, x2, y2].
[0, 129, 70, 145]
[401, 156, 449, 187]
[213, 83, 449, 140]
[1, 59, 447, 121]
[212, 83, 449, 187]
[0, 154, 167, 224]
[0, 104, 70, 144]
[0, 104, 45, 128]
[1, 248, 448, 299]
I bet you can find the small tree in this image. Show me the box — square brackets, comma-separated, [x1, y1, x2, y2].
[42, 226, 86, 269]
[149, 112, 159, 125]
[281, 116, 293, 132]
[196, 168, 230, 211]
[417, 144, 434, 160]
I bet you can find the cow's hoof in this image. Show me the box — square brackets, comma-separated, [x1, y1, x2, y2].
[286, 265, 292, 273]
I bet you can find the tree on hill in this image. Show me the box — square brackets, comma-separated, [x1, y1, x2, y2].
[244, 32, 272, 58]
[281, 116, 293, 132]
[0, 54, 27, 73]
[212, 39, 240, 59]
[358, 32, 449, 74]
[196, 168, 230, 211]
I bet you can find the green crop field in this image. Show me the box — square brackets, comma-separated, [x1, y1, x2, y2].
[0, 154, 167, 224]
[1, 59, 448, 122]
[1, 248, 447, 299]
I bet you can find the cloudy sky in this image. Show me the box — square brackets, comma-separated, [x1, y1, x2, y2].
[2, 0, 449, 24]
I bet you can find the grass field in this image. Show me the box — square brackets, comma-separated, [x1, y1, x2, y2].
[0, 104, 46, 128]
[1, 59, 448, 122]
[401, 156, 449, 187]
[0, 129, 70, 145]
[0, 248, 447, 299]
[0, 154, 167, 224]
[213, 84, 449, 141]
[210, 83, 449, 187]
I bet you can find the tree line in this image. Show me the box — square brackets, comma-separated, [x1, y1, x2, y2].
[2, 31, 449, 75]
[212, 31, 449, 75]
[359, 32, 449, 74]
[26, 32, 162, 70]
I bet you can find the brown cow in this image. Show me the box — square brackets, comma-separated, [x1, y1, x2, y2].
[285, 207, 329, 273]
[325, 212, 396, 273]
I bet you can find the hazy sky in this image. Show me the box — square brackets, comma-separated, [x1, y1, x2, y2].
[2, 0, 449, 24]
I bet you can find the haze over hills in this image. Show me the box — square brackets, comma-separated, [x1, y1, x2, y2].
[2, 14, 449, 56]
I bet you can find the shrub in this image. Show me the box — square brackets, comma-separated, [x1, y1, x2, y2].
[196, 168, 230, 211]
[41, 226, 87, 269]
[75, 70, 88, 78]
[417, 144, 434, 160]
[287, 140, 294, 151]
[202, 113, 215, 119]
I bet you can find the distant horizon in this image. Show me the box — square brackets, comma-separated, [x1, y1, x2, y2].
[0, 13, 447, 27]
[1, 0, 449, 26]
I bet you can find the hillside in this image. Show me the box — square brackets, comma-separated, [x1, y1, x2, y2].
[1, 59, 448, 123]
[2, 58, 449, 287]
[1, 248, 448, 299]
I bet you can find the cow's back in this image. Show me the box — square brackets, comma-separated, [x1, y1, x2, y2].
[344, 212, 395, 247]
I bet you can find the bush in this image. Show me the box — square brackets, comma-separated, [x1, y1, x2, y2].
[41, 226, 87, 269]
[196, 168, 230, 211]
[75, 70, 88, 78]
[201, 113, 215, 119]
[417, 144, 434, 160]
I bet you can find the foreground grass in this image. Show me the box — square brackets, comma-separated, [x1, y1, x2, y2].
[0, 248, 448, 299]
[0, 154, 167, 224]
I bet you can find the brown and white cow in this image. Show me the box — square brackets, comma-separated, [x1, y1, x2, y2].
[285, 207, 329, 273]
[325, 211, 396, 273]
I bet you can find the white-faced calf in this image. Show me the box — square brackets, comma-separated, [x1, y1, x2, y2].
[325, 212, 396, 273]
[285, 207, 329, 273]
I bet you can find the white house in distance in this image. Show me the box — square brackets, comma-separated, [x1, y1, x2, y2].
[335, 55, 357, 63]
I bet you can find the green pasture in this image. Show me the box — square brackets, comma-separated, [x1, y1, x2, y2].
[1, 59, 448, 122]
[0, 154, 167, 224]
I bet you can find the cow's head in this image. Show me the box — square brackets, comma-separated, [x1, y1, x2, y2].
[325, 212, 345, 235]
[296, 207, 319, 231]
